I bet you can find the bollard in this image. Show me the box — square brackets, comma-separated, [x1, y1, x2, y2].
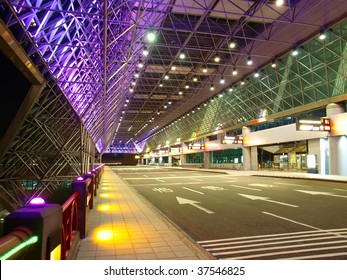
[4, 199, 62, 260]
[72, 177, 92, 238]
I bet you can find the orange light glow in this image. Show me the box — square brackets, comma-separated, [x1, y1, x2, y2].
[99, 193, 116, 198]
[97, 204, 121, 212]
[331, 119, 347, 135]
[93, 224, 131, 247]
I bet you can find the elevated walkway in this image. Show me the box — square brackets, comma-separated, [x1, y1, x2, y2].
[76, 166, 208, 260]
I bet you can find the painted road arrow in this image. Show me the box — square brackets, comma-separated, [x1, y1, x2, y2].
[238, 194, 299, 208]
[295, 190, 347, 199]
[176, 197, 214, 214]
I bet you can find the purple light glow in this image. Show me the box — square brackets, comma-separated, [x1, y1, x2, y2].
[87, 171, 92, 174]
[92, 168, 96, 172]
[29, 197, 46, 207]
[77, 176, 84, 181]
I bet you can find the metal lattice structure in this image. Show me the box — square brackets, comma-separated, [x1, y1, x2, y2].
[2, 0, 346, 153]
[146, 19, 347, 148]
[0, 1, 347, 208]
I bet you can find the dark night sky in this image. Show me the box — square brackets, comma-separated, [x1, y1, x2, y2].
[0, 50, 31, 140]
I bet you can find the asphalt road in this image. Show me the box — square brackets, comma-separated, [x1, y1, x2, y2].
[111, 166, 347, 260]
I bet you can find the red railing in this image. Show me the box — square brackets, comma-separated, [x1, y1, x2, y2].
[61, 191, 80, 260]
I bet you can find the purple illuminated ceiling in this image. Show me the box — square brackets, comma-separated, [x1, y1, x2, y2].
[7, 0, 347, 153]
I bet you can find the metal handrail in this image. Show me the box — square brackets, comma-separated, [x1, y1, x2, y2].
[0, 226, 37, 260]
[61, 192, 80, 260]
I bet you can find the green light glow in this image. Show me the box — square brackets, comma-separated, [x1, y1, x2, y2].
[0, 235, 38, 260]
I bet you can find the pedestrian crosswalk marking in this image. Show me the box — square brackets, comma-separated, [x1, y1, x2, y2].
[198, 228, 347, 260]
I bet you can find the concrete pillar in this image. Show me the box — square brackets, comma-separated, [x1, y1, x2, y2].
[326, 103, 346, 175]
[242, 126, 252, 170]
[307, 138, 321, 173]
[251, 146, 258, 170]
[328, 136, 347, 176]
[326, 103, 345, 117]
[204, 151, 210, 169]
[242, 147, 251, 171]
[168, 156, 172, 166]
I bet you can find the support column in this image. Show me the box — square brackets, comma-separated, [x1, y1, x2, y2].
[242, 126, 252, 170]
[326, 103, 346, 175]
[251, 146, 258, 170]
[168, 156, 172, 166]
[204, 151, 210, 169]
[307, 139, 321, 173]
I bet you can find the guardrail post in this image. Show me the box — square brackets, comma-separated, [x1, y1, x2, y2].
[4, 200, 62, 260]
[72, 177, 92, 238]
[85, 171, 96, 204]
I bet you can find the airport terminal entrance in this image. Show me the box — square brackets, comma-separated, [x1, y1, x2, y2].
[258, 141, 308, 171]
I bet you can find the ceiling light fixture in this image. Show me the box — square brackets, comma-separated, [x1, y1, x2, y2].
[171, 65, 176, 71]
[164, 74, 169, 80]
[220, 77, 225, 84]
[247, 56, 253, 65]
[229, 41, 236, 49]
[146, 29, 156, 43]
[202, 66, 208, 73]
[138, 60, 144, 68]
[134, 70, 140, 78]
[142, 46, 149, 56]
[276, 0, 284, 7]
[178, 91, 183, 95]
[271, 61, 277, 68]
[193, 77, 198, 82]
[292, 47, 299, 56]
[232, 67, 238, 75]
[179, 52, 186, 59]
[214, 54, 220, 63]
[319, 30, 326, 40]
[210, 84, 215, 91]
[254, 71, 260, 78]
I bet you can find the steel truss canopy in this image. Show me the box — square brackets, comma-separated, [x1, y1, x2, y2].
[3, 0, 347, 153]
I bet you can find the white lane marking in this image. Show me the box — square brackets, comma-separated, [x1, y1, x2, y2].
[295, 189, 347, 199]
[275, 182, 311, 187]
[200, 230, 347, 248]
[207, 235, 347, 251]
[262, 212, 347, 238]
[248, 183, 275, 188]
[122, 175, 221, 180]
[229, 184, 261, 191]
[197, 228, 347, 244]
[222, 245, 347, 260]
[190, 178, 204, 182]
[143, 175, 149, 177]
[131, 182, 202, 187]
[334, 188, 347, 192]
[281, 252, 347, 260]
[182, 187, 204, 195]
[238, 194, 299, 207]
[176, 196, 214, 214]
[212, 240, 347, 257]
[156, 179, 165, 183]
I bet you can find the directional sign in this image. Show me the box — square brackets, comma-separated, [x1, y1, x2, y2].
[176, 197, 214, 214]
[238, 194, 299, 208]
[295, 190, 347, 199]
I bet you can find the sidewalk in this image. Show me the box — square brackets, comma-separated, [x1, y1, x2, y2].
[75, 166, 209, 260]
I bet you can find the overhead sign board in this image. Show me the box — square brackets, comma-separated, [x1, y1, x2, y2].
[221, 135, 244, 144]
[296, 118, 331, 132]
